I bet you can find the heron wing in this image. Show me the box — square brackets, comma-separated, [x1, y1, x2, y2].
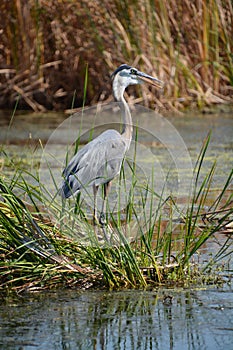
[61, 130, 128, 198]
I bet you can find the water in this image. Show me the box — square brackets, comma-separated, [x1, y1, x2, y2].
[0, 106, 233, 349]
[1, 287, 233, 350]
[1, 106, 232, 190]
[1, 105, 232, 218]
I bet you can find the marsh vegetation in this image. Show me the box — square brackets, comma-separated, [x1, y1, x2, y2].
[0, 0, 232, 111]
[0, 129, 232, 293]
[0, 0, 232, 294]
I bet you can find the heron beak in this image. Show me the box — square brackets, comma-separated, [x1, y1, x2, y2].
[137, 71, 164, 89]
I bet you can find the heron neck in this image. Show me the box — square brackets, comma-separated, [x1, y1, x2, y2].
[121, 96, 133, 149]
[113, 81, 133, 150]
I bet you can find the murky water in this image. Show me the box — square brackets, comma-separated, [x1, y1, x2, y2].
[1, 105, 232, 190]
[0, 106, 233, 349]
[1, 105, 232, 214]
[1, 287, 233, 350]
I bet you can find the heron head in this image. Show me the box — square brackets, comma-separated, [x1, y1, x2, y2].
[111, 64, 164, 90]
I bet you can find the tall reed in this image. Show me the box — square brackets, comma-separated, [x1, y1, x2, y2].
[0, 0, 232, 111]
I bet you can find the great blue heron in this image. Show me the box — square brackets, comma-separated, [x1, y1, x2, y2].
[60, 64, 163, 233]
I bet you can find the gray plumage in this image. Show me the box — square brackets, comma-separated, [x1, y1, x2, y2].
[61, 129, 127, 198]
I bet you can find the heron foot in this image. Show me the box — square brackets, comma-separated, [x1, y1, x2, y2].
[99, 213, 111, 242]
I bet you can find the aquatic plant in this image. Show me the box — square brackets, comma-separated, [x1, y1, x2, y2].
[0, 135, 232, 293]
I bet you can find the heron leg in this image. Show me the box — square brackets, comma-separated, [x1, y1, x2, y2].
[99, 181, 111, 227]
[92, 184, 99, 226]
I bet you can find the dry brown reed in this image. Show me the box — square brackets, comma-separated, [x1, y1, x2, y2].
[0, 0, 232, 111]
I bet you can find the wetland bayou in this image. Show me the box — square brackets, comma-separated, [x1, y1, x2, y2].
[0, 106, 232, 349]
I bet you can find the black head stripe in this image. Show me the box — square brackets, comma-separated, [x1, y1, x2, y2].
[111, 64, 132, 79]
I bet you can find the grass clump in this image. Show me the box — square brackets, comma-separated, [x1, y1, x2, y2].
[0, 135, 232, 293]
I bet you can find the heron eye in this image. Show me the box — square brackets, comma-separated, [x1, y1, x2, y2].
[130, 68, 137, 75]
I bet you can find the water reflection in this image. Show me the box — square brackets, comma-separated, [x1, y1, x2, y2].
[1, 287, 232, 349]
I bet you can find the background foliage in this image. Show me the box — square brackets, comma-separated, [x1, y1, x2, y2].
[0, 0, 232, 111]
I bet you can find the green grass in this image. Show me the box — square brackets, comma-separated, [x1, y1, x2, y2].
[0, 134, 232, 293]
